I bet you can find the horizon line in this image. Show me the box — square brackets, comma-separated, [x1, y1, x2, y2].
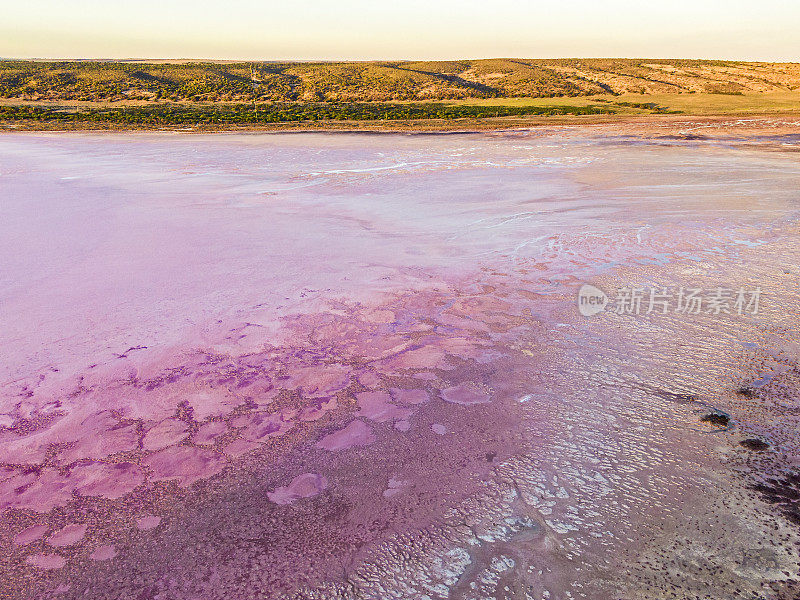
[2, 56, 798, 64]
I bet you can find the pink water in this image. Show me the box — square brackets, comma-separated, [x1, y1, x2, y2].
[1, 130, 800, 599]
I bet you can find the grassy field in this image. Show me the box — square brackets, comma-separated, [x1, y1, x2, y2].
[0, 102, 615, 127]
[450, 91, 800, 115]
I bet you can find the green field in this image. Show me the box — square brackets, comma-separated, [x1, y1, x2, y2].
[450, 91, 800, 115]
[0, 102, 615, 127]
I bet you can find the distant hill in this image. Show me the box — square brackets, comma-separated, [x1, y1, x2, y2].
[2, 59, 800, 103]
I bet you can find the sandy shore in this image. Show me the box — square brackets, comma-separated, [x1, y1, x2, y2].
[2, 111, 800, 136]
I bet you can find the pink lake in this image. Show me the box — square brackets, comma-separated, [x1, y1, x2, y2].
[1, 128, 800, 599]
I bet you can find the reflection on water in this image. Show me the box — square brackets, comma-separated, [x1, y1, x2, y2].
[1, 131, 799, 599]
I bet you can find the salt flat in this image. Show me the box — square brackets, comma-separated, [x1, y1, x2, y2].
[1, 129, 799, 599]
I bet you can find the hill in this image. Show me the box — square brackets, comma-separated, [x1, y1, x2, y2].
[2, 58, 800, 103]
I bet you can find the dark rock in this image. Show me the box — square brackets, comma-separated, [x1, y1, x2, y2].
[740, 438, 770, 451]
[701, 412, 730, 426]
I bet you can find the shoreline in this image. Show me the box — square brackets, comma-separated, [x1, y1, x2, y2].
[3, 112, 800, 136]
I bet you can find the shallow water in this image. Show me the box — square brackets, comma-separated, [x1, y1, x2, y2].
[1, 130, 799, 599]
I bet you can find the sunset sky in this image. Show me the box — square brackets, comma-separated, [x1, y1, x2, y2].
[2, 0, 799, 61]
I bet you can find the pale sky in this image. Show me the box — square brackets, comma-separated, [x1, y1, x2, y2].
[1, 0, 798, 62]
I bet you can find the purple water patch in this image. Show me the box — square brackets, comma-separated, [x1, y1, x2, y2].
[431, 423, 448, 435]
[142, 446, 227, 487]
[13, 525, 47, 547]
[316, 420, 376, 451]
[267, 473, 328, 505]
[193, 421, 228, 445]
[46, 524, 87, 547]
[89, 545, 116, 561]
[391, 388, 430, 405]
[25, 554, 66, 570]
[142, 419, 190, 452]
[72, 462, 145, 499]
[134, 516, 161, 530]
[235, 410, 295, 442]
[299, 397, 338, 422]
[356, 391, 413, 423]
[441, 383, 491, 405]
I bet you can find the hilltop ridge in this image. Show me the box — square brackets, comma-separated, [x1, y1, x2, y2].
[3, 58, 800, 102]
